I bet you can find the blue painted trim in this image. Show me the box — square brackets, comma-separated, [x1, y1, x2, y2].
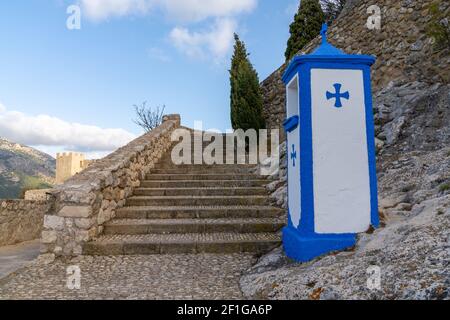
[312, 23, 345, 56]
[283, 227, 356, 262]
[283, 115, 299, 133]
[363, 66, 380, 228]
[298, 64, 314, 234]
[282, 55, 375, 84]
[283, 85, 297, 228]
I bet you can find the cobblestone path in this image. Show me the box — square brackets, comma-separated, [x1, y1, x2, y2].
[0, 253, 255, 300]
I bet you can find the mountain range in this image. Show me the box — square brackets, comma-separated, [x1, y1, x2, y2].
[0, 138, 55, 199]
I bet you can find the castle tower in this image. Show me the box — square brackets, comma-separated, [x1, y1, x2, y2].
[55, 152, 89, 184]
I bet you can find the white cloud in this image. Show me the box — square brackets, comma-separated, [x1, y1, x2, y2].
[79, 0, 257, 61]
[169, 18, 236, 60]
[0, 104, 136, 154]
[80, 0, 257, 22]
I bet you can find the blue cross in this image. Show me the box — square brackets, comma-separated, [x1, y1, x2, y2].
[326, 83, 350, 108]
[290, 144, 297, 167]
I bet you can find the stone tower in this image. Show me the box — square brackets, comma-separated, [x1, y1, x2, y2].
[55, 152, 91, 184]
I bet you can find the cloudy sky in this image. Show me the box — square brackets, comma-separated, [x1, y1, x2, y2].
[0, 0, 297, 158]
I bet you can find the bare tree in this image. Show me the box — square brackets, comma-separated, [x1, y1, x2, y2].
[133, 101, 166, 132]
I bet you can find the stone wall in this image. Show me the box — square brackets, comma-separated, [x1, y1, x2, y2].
[261, 0, 450, 139]
[41, 115, 181, 257]
[24, 189, 52, 201]
[0, 200, 51, 246]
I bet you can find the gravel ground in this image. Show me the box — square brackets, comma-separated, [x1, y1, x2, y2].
[0, 253, 256, 300]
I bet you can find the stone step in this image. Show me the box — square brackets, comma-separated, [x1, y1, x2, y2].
[83, 233, 281, 255]
[153, 164, 254, 170]
[115, 206, 284, 219]
[145, 174, 260, 181]
[150, 167, 253, 174]
[126, 195, 269, 206]
[133, 187, 267, 196]
[103, 218, 285, 235]
[140, 179, 268, 188]
[156, 155, 257, 166]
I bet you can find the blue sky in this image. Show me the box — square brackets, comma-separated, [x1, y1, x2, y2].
[0, 0, 298, 158]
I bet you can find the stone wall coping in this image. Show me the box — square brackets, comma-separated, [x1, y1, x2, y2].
[42, 114, 181, 256]
[1, 199, 49, 206]
[50, 116, 180, 205]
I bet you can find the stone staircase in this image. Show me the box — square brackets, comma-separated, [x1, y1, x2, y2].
[83, 140, 284, 255]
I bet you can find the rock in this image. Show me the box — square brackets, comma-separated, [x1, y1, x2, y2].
[396, 203, 413, 211]
[41, 231, 57, 244]
[375, 138, 385, 151]
[266, 181, 279, 192]
[74, 218, 95, 230]
[43, 215, 65, 231]
[35, 254, 56, 265]
[271, 186, 287, 209]
[380, 195, 407, 209]
[58, 206, 92, 218]
[241, 195, 450, 300]
[410, 40, 423, 51]
[384, 116, 406, 145]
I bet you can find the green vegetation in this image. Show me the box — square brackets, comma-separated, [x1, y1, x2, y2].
[285, 0, 325, 61]
[230, 34, 265, 131]
[0, 173, 52, 200]
[439, 183, 450, 192]
[427, 1, 450, 50]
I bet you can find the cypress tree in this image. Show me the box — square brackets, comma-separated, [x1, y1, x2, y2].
[230, 34, 265, 131]
[285, 0, 325, 61]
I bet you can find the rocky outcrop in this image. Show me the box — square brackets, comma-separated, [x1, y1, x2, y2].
[0, 200, 51, 246]
[41, 115, 181, 257]
[261, 0, 450, 140]
[241, 195, 449, 300]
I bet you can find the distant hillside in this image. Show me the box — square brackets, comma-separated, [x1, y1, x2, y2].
[0, 138, 55, 199]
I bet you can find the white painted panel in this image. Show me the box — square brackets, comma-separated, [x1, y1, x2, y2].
[286, 76, 301, 228]
[311, 69, 371, 234]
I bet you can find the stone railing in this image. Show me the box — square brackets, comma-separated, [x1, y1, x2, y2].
[41, 114, 181, 257]
[24, 189, 53, 201]
[0, 200, 51, 246]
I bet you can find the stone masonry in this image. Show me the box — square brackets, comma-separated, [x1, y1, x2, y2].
[41, 115, 181, 257]
[262, 0, 450, 139]
[82, 133, 283, 256]
[0, 200, 51, 246]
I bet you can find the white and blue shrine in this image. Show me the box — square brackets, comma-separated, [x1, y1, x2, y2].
[282, 24, 379, 262]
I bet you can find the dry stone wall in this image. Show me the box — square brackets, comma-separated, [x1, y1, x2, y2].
[24, 189, 52, 201]
[41, 115, 181, 257]
[262, 0, 450, 139]
[0, 200, 51, 246]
